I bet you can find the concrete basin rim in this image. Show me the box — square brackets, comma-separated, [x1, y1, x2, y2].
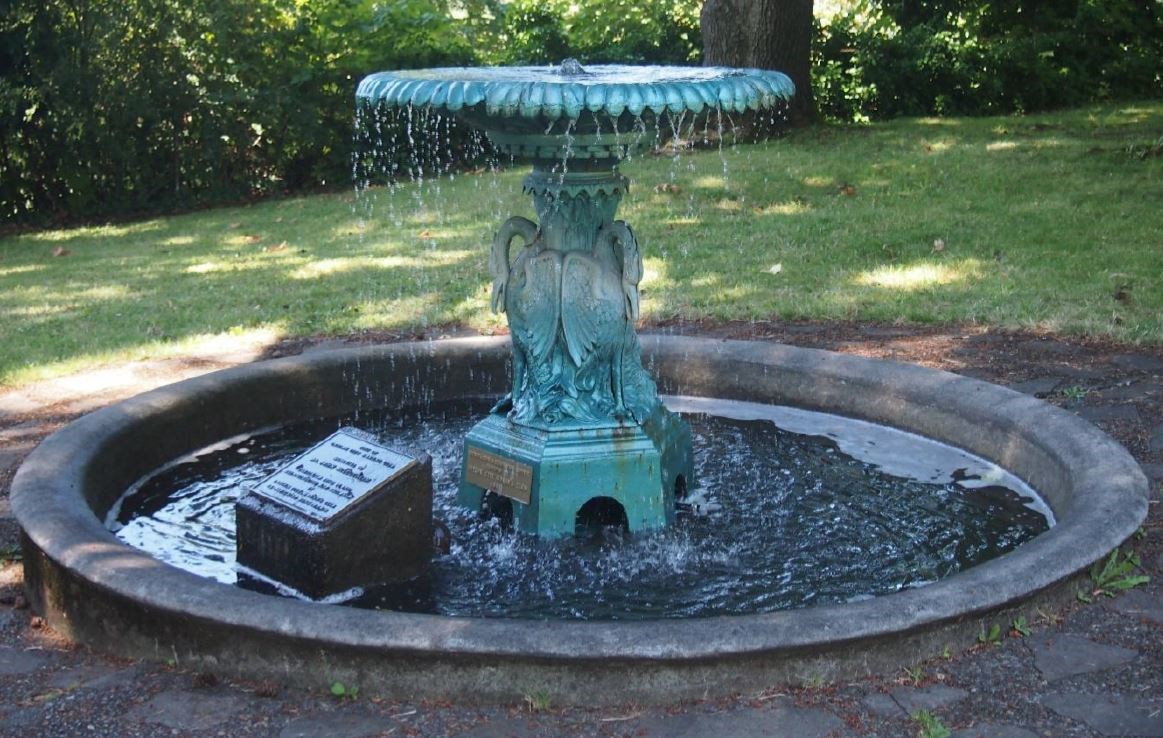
[11, 335, 1149, 662]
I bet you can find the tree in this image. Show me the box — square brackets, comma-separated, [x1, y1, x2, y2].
[700, 0, 815, 124]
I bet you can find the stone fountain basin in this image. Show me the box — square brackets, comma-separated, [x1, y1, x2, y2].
[12, 336, 1147, 704]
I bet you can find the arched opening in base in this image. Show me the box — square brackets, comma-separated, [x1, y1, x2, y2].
[480, 491, 513, 529]
[575, 496, 629, 537]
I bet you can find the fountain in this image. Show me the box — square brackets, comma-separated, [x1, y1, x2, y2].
[9, 63, 1148, 703]
[356, 63, 796, 536]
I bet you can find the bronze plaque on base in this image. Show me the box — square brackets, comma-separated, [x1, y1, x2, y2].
[465, 447, 533, 504]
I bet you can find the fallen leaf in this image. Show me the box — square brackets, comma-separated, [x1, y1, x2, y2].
[838, 183, 856, 196]
[418, 230, 432, 238]
[933, 239, 946, 252]
[653, 182, 682, 194]
[264, 241, 288, 253]
[227, 222, 242, 229]
[244, 234, 262, 245]
[766, 263, 783, 275]
[51, 246, 70, 257]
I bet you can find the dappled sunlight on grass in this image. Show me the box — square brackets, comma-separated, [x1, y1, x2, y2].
[23, 220, 166, 243]
[641, 261, 666, 286]
[3, 325, 288, 388]
[1, 283, 134, 307]
[289, 251, 477, 279]
[1, 100, 1160, 385]
[186, 262, 225, 274]
[915, 117, 961, 127]
[1109, 106, 1153, 125]
[0, 264, 45, 277]
[689, 274, 722, 288]
[753, 200, 812, 216]
[183, 258, 286, 275]
[854, 260, 983, 291]
[692, 176, 727, 190]
[2, 304, 72, 318]
[343, 293, 448, 331]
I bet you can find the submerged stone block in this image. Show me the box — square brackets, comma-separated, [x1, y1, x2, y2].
[235, 427, 432, 599]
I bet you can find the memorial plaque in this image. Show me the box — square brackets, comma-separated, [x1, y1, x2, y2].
[465, 447, 533, 504]
[251, 427, 414, 522]
[236, 427, 433, 600]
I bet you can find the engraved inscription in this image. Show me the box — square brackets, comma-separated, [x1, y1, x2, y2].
[465, 447, 533, 504]
[251, 428, 413, 522]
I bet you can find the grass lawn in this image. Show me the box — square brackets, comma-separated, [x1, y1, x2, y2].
[1, 101, 1160, 387]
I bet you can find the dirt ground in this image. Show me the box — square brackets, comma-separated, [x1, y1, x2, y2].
[1, 322, 1161, 737]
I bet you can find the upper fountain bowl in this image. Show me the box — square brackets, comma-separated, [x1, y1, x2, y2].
[355, 64, 794, 160]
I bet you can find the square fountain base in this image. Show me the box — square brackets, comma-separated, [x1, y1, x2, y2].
[458, 406, 693, 538]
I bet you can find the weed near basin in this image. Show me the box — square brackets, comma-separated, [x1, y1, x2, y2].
[1, 102, 1160, 387]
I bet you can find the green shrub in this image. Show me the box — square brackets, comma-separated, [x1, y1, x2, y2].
[488, 0, 700, 66]
[1, 0, 475, 224]
[814, 0, 1163, 122]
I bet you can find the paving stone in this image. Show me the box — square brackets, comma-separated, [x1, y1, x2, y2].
[1107, 589, 1163, 626]
[1149, 424, 1163, 453]
[47, 662, 141, 692]
[0, 706, 42, 729]
[1041, 693, 1163, 737]
[955, 367, 997, 381]
[1096, 381, 1163, 401]
[1030, 634, 1138, 681]
[300, 339, 359, 356]
[889, 685, 969, 714]
[1141, 463, 1163, 483]
[0, 393, 39, 421]
[280, 710, 397, 738]
[453, 716, 563, 738]
[0, 515, 20, 550]
[862, 692, 904, 716]
[0, 646, 53, 676]
[1077, 405, 1142, 423]
[950, 725, 1038, 738]
[0, 446, 34, 476]
[1018, 339, 1074, 356]
[616, 701, 850, 738]
[1112, 354, 1163, 372]
[1008, 377, 1061, 396]
[126, 689, 250, 730]
[1053, 364, 1106, 381]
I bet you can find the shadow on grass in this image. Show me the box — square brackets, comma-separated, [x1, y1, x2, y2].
[2, 101, 1161, 384]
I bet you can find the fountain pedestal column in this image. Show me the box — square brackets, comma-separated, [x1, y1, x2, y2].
[356, 62, 796, 538]
[458, 164, 694, 537]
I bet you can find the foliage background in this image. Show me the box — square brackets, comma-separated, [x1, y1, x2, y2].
[813, 0, 1163, 122]
[2, 0, 1160, 225]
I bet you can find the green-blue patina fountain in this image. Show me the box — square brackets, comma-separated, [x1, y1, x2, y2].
[356, 63, 794, 537]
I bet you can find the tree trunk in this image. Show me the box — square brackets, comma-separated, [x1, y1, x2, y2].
[701, 0, 815, 125]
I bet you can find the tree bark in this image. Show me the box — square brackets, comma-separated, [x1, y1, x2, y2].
[701, 0, 815, 125]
